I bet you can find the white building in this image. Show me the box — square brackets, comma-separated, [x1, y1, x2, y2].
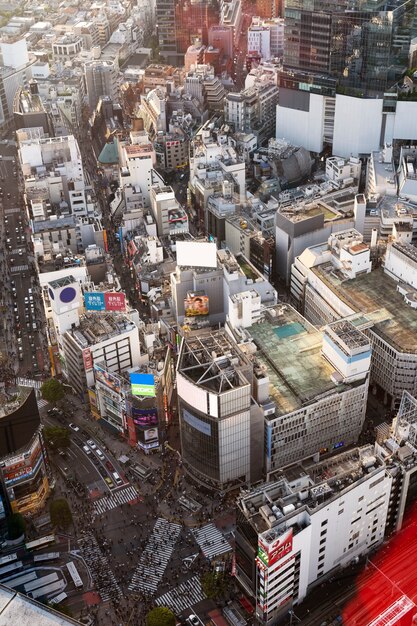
[236, 445, 392, 625]
[0, 37, 29, 69]
[276, 91, 417, 157]
[291, 238, 417, 408]
[118, 132, 157, 208]
[325, 156, 361, 186]
[62, 312, 141, 397]
[150, 184, 188, 237]
[19, 134, 88, 216]
[232, 305, 370, 474]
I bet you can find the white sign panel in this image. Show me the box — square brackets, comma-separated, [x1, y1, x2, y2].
[176, 241, 217, 269]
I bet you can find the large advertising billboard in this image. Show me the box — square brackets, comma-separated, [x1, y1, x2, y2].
[85, 292, 106, 311]
[130, 373, 155, 397]
[104, 292, 126, 311]
[94, 364, 123, 394]
[143, 427, 158, 442]
[85, 291, 126, 312]
[131, 407, 158, 428]
[176, 241, 217, 268]
[184, 293, 209, 317]
[258, 529, 293, 568]
[82, 348, 93, 371]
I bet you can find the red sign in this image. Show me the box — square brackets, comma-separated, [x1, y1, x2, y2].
[83, 348, 93, 371]
[104, 292, 126, 311]
[268, 529, 293, 566]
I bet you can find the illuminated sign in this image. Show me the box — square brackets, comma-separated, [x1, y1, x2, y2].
[131, 407, 158, 427]
[83, 348, 93, 371]
[130, 373, 155, 397]
[258, 529, 293, 567]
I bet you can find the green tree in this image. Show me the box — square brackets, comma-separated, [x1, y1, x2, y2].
[7, 513, 26, 540]
[201, 571, 229, 600]
[50, 498, 73, 530]
[44, 426, 70, 450]
[41, 378, 65, 404]
[146, 606, 176, 626]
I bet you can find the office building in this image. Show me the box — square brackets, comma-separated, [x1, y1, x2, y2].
[0, 387, 49, 516]
[84, 60, 118, 111]
[235, 445, 392, 624]
[292, 235, 417, 409]
[177, 330, 263, 491]
[156, 0, 219, 64]
[150, 184, 189, 237]
[62, 312, 141, 398]
[232, 304, 370, 473]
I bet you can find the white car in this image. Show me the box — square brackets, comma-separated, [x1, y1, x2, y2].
[82, 445, 91, 455]
[87, 439, 97, 450]
[69, 423, 79, 432]
[187, 616, 200, 626]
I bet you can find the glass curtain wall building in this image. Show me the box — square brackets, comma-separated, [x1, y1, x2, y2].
[283, 0, 415, 96]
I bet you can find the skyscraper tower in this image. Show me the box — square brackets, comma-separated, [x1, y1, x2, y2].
[157, 0, 220, 65]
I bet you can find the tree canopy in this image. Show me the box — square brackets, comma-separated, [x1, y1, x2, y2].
[7, 513, 26, 540]
[44, 426, 70, 450]
[146, 606, 176, 626]
[50, 498, 73, 530]
[41, 378, 65, 404]
[201, 571, 229, 600]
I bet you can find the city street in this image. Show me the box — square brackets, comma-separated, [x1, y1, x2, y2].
[0, 142, 49, 378]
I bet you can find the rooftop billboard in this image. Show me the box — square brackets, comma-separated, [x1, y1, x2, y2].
[130, 373, 155, 397]
[176, 241, 217, 268]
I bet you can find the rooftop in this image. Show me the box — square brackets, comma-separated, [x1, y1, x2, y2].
[67, 313, 136, 349]
[239, 444, 382, 536]
[245, 305, 341, 416]
[177, 330, 251, 395]
[312, 265, 417, 353]
[0, 582, 81, 625]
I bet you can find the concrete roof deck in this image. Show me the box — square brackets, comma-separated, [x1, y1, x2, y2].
[313, 265, 417, 353]
[247, 305, 337, 417]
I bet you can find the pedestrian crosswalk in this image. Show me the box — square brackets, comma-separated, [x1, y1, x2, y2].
[79, 531, 122, 602]
[18, 377, 42, 390]
[93, 485, 139, 516]
[10, 265, 28, 273]
[5, 208, 21, 214]
[128, 518, 182, 596]
[155, 575, 205, 614]
[192, 523, 232, 560]
[37, 399, 49, 410]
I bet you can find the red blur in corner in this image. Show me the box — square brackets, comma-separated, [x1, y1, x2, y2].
[342, 501, 417, 625]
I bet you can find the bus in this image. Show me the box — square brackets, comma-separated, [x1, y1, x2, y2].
[0, 553, 18, 566]
[33, 552, 60, 563]
[66, 561, 83, 589]
[25, 535, 55, 551]
[0, 561, 23, 576]
[49, 591, 68, 606]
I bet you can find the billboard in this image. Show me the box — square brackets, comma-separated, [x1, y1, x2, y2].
[94, 364, 122, 394]
[258, 529, 293, 568]
[85, 292, 105, 311]
[176, 241, 217, 268]
[104, 292, 126, 311]
[131, 407, 158, 428]
[143, 427, 158, 442]
[130, 373, 155, 397]
[184, 293, 209, 317]
[82, 348, 93, 371]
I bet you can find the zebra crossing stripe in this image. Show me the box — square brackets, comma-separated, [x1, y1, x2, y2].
[192, 523, 232, 560]
[17, 377, 42, 389]
[10, 265, 28, 272]
[79, 532, 122, 601]
[93, 485, 139, 515]
[5, 208, 21, 214]
[155, 575, 205, 614]
[128, 518, 182, 595]
[37, 399, 49, 410]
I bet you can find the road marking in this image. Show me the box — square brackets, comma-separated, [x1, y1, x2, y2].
[10, 265, 28, 273]
[192, 523, 232, 560]
[128, 518, 182, 595]
[93, 485, 139, 516]
[155, 575, 205, 614]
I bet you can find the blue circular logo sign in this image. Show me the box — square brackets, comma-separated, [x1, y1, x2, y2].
[48, 288, 55, 300]
[60, 287, 76, 303]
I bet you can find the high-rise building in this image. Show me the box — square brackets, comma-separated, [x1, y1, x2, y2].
[176, 330, 264, 491]
[157, 0, 220, 65]
[0, 387, 50, 516]
[277, 0, 417, 153]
